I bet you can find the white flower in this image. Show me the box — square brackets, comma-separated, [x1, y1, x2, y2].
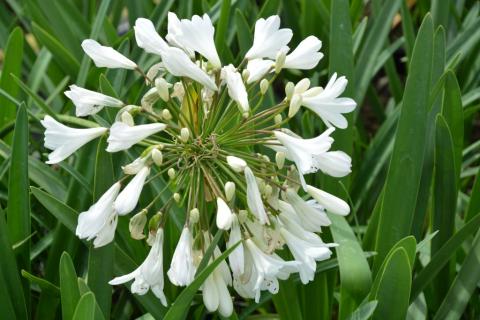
[301, 73, 356, 129]
[167, 227, 196, 286]
[312, 151, 352, 178]
[166, 12, 195, 57]
[216, 197, 234, 230]
[245, 16, 293, 60]
[244, 239, 299, 302]
[64, 85, 123, 117]
[160, 46, 218, 91]
[245, 59, 274, 84]
[170, 13, 221, 69]
[284, 189, 331, 232]
[245, 167, 269, 225]
[81, 39, 137, 69]
[41, 115, 108, 164]
[280, 227, 332, 284]
[122, 157, 148, 175]
[305, 185, 350, 216]
[114, 166, 150, 215]
[202, 268, 233, 317]
[76, 182, 121, 247]
[283, 36, 323, 70]
[221, 64, 249, 113]
[106, 122, 167, 152]
[227, 216, 244, 277]
[109, 229, 167, 306]
[226, 155, 247, 172]
[134, 18, 169, 56]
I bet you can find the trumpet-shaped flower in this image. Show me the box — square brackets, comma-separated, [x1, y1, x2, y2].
[41, 115, 107, 164]
[285, 189, 331, 232]
[245, 167, 269, 225]
[109, 229, 167, 305]
[114, 167, 150, 215]
[221, 64, 249, 113]
[305, 185, 350, 216]
[82, 39, 137, 69]
[246, 16, 293, 60]
[284, 36, 323, 70]
[166, 12, 195, 57]
[64, 85, 123, 117]
[216, 197, 234, 230]
[202, 268, 233, 317]
[134, 18, 169, 55]
[107, 122, 167, 152]
[76, 182, 121, 247]
[167, 227, 196, 286]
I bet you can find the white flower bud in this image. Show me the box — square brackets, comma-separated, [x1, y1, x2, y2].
[226, 156, 247, 172]
[129, 209, 147, 240]
[306, 185, 350, 216]
[121, 111, 134, 126]
[168, 168, 176, 179]
[276, 151, 285, 169]
[162, 109, 172, 121]
[288, 94, 302, 118]
[264, 184, 273, 198]
[274, 114, 283, 125]
[295, 78, 311, 93]
[146, 63, 164, 83]
[238, 210, 248, 223]
[173, 193, 181, 203]
[260, 79, 269, 95]
[155, 77, 172, 102]
[152, 148, 163, 166]
[285, 82, 295, 100]
[216, 197, 233, 230]
[242, 69, 250, 81]
[275, 47, 288, 73]
[224, 181, 236, 201]
[180, 127, 190, 143]
[189, 208, 199, 224]
[171, 82, 185, 101]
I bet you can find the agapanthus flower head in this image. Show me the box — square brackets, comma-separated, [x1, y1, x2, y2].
[41, 12, 356, 317]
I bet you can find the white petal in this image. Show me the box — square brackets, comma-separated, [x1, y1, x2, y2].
[134, 18, 169, 55]
[245, 167, 269, 225]
[82, 39, 136, 69]
[65, 85, 123, 117]
[314, 151, 352, 178]
[166, 12, 195, 57]
[221, 64, 249, 112]
[306, 185, 350, 216]
[203, 275, 219, 312]
[114, 167, 150, 215]
[246, 59, 274, 84]
[246, 16, 293, 60]
[167, 227, 196, 286]
[216, 197, 234, 230]
[215, 272, 233, 317]
[226, 155, 247, 172]
[106, 122, 166, 152]
[284, 36, 323, 70]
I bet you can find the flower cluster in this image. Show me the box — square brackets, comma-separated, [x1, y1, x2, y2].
[41, 12, 355, 316]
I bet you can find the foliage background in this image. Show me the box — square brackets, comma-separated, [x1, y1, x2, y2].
[1, 0, 480, 319]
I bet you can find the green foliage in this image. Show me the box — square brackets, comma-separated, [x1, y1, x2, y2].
[1, 1, 480, 319]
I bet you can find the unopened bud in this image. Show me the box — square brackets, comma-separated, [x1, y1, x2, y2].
[276, 151, 286, 169]
[148, 211, 162, 232]
[180, 127, 190, 143]
[288, 94, 302, 118]
[274, 114, 283, 125]
[285, 82, 294, 100]
[275, 47, 288, 73]
[146, 63, 163, 83]
[242, 111, 249, 119]
[189, 208, 200, 224]
[264, 184, 273, 198]
[295, 78, 311, 93]
[173, 193, 181, 203]
[155, 77, 172, 102]
[226, 156, 247, 173]
[225, 181, 236, 201]
[129, 209, 147, 240]
[121, 111, 134, 126]
[260, 79, 269, 95]
[238, 210, 248, 223]
[152, 148, 163, 166]
[242, 69, 250, 81]
[168, 168, 176, 179]
[162, 109, 172, 121]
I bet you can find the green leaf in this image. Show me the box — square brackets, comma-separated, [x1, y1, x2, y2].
[272, 280, 303, 320]
[214, 0, 231, 58]
[11, 74, 57, 119]
[72, 293, 96, 320]
[234, 9, 253, 59]
[60, 252, 81, 320]
[21, 270, 60, 296]
[31, 187, 77, 232]
[7, 104, 31, 303]
[164, 241, 240, 320]
[346, 301, 378, 320]
[374, 15, 434, 272]
[465, 166, 480, 222]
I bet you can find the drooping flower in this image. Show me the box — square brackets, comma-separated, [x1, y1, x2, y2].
[216, 197, 234, 230]
[109, 229, 167, 306]
[246, 15, 293, 60]
[107, 122, 167, 152]
[64, 85, 123, 117]
[41, 115, 108, 164]
[76, 182, 121, 247]
[167, 227, 196, 286]
[227, 216, 244, 277]
[122, 156, 148, 175]
[221, 64, 249, 113]
[284, 189, 331, 232]
[305, 185, 350, 216]
[81, 39, 137, 69]
[114, 166, 150, 215]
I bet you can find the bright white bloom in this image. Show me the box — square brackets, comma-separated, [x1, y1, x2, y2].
[160, 47, 218, 91]
[64, 85, 123, 117]
[202, 268, 233, 317]
[245, 167, 269, 225]
[107, 122, 167, 152]
[246, 59, 274, 84]
[167, 227, 196, 286]
[305, 185, 350, 216]
[284, 189, 331, 232]
[284, 36, 323, 70]
[109, 229, 167, 306]
[134, 18, 168, 55]
[227, 216, 244, 277]
[122, 157, 148, 175]
[216, 197, 234, 230]
[246, 16, 293, 60]
[226, 155, 247, 172]
[41, 115, 107, 164]
[280, 227, 332, 284]
[114, 167, 150, 215]
[221, 64, 249, 113]
[166, 12, 195, 57]
[313, 151, 352, 178]
[171, 13, 221, 68]
[301, 73, 356, 129]
[76, 182, 121, 247]
[82, 39, 137, 69]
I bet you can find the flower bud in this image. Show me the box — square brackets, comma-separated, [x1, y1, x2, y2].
[275, 47, 288, 73]
[238, 209, 248, 223]
[189, 208, 199, 224]
[146, 62, 163, 83]
[242, 69, 250, 81]
[162, 109, 172, 121]
[141, 87, 159, 112]
[285, 82, 295, 100]
[129, 209, 147, 240]
[216, 197, 233, 230]
[148, 211, 162, 232]
[264, 184, 273, 198]
[173, 193, 181, 203]
[274, 114, 283, 125]
[260, 79, 269, 95]
[226, 156, 247, 172]
[121, 111, 134, 126]
[225, 181, 236, 201]
[276, 151, 285, 169]
[180, 127, 190, 143]
[155, 77, 172, 102]
[295, 78, 311, 93]
[288, 94, 302, 118]
[152, 148, 163, 166]
[168, 168, 176, 180]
